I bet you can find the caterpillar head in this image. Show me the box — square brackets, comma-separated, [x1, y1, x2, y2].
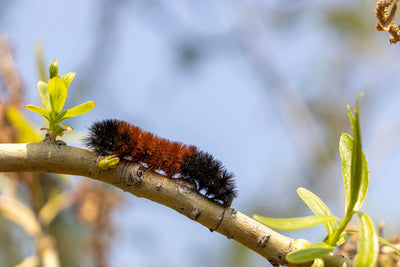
[85, 119, 120, 155]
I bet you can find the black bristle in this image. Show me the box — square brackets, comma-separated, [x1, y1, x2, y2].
[181, 151, 237, 207]
[84, 119, 120, 155]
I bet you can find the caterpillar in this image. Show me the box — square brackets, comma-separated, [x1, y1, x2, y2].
[84, 119, 237, 207]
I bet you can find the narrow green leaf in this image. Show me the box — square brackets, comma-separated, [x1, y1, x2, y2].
[48, 77, 68, 113]
[37, 81, 50, 111]
[253, 214, 340, 231]
[340, 134, 369, 213]
[378, 237, 400, 258]
[355, 212, 378, 267]
[61, 101, 96, 120]
[340, 133, 353, 211]
[25, 105, 49, 120]
[333, 235, 347, 247]
[343, 94, 368, 213]
[297, 187, 337, 237]
[61, 72, 75, 89]
[311, 258, 324, 267]
[356, 149, 369, 211]
[347, 102, 362, 213]
[53, 110, 68, 124]
[287, 242, 334, 263]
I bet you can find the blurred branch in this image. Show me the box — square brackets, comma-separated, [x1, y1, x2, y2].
[0, 195, 42, 237]
[0, 33, 23, 107]
[14, 256, 40, 267]
[73, 180, 122, 267]
[0, 142, 353, 267]
[0, 33, 25, 147]
[35, 41, 48, 82]
[38, 191, 72, 226]
[0, 194, 61, 267]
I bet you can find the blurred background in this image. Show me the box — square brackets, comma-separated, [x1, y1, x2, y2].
[1, 0, 400, 266]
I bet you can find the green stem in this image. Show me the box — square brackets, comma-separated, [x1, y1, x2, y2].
[327, 210, 354, 246]
[48, 120, 62, 140]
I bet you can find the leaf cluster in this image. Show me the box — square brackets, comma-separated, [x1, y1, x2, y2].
[254, 94, 399, 266]
[25, 59, 95, 140]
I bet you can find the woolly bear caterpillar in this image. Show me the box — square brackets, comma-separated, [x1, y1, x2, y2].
[85, 119, 237, 207]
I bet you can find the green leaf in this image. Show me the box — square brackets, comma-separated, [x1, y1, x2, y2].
[61, 72, 75, 89]
[287, 242, 334, 263]
[48, 77, 68, 113]
[37, 81, 51, 111]
[253, 214, 340, 231]
[347, 103, 362, 213]
[311, 258, 324, 267]
[49, 58, 59, 78]
[61, 101, 96, 120]
[346, 105, 362, 212]
[53, 110, 68, 124]
[297, 187, 337, 238]
[333, 234, 347, 246]
[345, 94, 368, 213]
[355, 212, 378, 267]
[340, 133, 352, 210]
[340, 126, 369, 213]
[25, 105, 50, 120]
[357, 149, 369, 210]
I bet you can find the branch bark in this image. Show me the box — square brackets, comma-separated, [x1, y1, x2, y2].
[0, 142, 353, 267]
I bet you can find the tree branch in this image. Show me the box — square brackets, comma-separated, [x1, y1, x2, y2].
[0, 142, 353, 266]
